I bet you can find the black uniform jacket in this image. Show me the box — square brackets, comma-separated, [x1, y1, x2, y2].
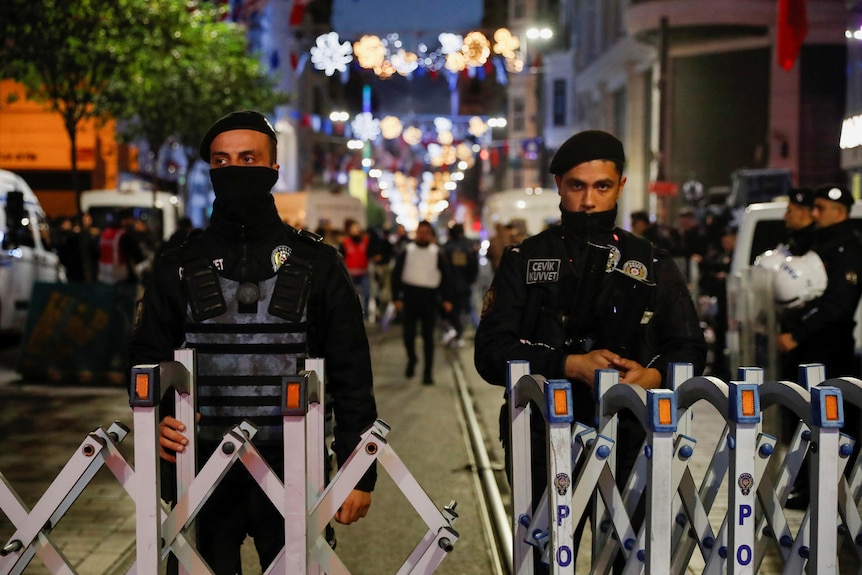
[129, 211, 377, 491]
[787, 219, 862, 378]
[475, 211, 706, 412]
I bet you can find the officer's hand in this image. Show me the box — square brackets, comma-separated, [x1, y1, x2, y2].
[335, 489, 371, 525]
[394, 300, 403, 313]
[442, 301, 453, 314]
[613, 358, 662, 389]
[158, 415, 190, 463]
[564, 349, 619, 387]
[778, 333, 798, 353]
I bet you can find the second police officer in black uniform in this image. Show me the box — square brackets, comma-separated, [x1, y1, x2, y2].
[129, 110, 377, 574]
[474, 130, 706, 569]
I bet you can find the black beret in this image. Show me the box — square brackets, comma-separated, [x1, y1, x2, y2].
[788, 187, 814, 208]
[549, 130, 625, 176]
[199, 110, 277, 162]
[813, 184, 854, 208]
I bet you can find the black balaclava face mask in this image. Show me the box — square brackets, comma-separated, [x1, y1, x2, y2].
[209, 165, 279, 225]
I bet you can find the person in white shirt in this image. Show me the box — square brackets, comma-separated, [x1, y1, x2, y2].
[391, 221, 454, 384]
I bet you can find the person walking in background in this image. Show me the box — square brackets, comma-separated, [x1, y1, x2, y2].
[630, 210, 674, 251]
[340, 218, 371, 320]
[97, 208, 146, 285]
[442, 223, 479, 346]
[392, 220, 454, 385]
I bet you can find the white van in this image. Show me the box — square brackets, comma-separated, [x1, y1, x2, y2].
[727, 200, 862, 378]
[80, 180, 184, 242]
[0, 169, 65, 333]
[272, 191, 366, 231]
[482, 187, 560, 237]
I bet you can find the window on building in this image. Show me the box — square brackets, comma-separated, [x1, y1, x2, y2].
[552, 79, 567, 126]
[513, 97, 525, 132]
[513, 0, 526, 19]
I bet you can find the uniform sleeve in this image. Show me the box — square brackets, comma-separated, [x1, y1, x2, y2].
[474, 245, 568, 387]
[307, 246, 378, 491]
[129, 253, 186, 368]
[644, 255, 708, 381]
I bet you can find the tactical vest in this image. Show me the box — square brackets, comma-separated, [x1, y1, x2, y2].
[182, 257, 311, 450]
[522, 229, 656, 363]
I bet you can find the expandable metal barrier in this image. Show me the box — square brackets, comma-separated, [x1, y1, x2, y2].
[0, 350, 459, 574]
[508, 360, 856, 574]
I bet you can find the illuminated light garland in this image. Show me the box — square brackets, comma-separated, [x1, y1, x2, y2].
[311, 28, 527, 79]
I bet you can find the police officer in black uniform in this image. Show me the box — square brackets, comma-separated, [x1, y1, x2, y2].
[778, 184, 862, 378]
[129, 110, 377, 574]
[785, 187, 816, 256]
[474, 130, 706, 570]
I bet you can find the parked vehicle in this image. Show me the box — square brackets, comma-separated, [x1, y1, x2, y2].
[481, 187, 560, 238]
[272, 190, 366, 231]
[0, 169, 65, 333]
[80, 180, 184, 242]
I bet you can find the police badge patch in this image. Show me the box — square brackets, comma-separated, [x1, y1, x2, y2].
[271, 245, 292, 271]
[622, 260, 647, 280]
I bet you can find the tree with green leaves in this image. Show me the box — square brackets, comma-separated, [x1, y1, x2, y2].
[102, 3, 285, 187]
[2, 0, 285, 207]
[1, 0, 179, 201]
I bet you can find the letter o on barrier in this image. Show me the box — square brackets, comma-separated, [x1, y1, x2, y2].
[557, 546, 572, 567]
[737, 545, 752, 565]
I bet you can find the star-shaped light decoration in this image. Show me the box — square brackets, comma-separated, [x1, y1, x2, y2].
[391, 49, 419, 76]
[402, 126, 423, 146]
[354, 35, 386, 69]
[438, 33, 463, 55]
[468, 116, 488, 137]
[379, 116, 403, 140]
[493, 28, 520, 59]
[461, 31, 490, 67]
[351, 112, 381, 141]
[311, 32, 353, 76]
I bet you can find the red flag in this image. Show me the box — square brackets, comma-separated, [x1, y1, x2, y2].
[777, 0, 807, 71]
[289, 0, 312, 27]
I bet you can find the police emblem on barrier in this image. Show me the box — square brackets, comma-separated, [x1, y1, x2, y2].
[554, 473, 571, 496]
[526, 259, 561, 284]
[606, 246, 621, 272]
[738, 473, 754, 496]
[622, 260, 647, 281]
[271, 245, 292, 271]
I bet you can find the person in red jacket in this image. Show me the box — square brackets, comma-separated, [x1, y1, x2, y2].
[340, 218, 370, 320]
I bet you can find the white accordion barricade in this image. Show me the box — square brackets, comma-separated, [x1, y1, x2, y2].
[507, 360, 854, 575]
[0, 350, 459, 574]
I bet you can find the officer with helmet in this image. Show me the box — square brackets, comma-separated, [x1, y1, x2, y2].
[778, 185, 862, 378]
[129, 110, 377, 573]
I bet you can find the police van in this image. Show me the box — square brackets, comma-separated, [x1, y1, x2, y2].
[727, 199, 862, 379]
[80, 180, 184, 242]
[0, 169, 65, 333]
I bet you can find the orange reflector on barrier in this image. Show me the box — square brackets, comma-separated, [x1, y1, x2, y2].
[285, 382, 301, 410]
[658, 397, 673, 426]
[741, 389, 756, 417]
[553, 389, 569, 416]
[825, 395, 840, 421]
[135, 373, 149, 401]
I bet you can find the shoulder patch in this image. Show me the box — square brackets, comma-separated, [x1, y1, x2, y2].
[295, 228, 323, 243]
